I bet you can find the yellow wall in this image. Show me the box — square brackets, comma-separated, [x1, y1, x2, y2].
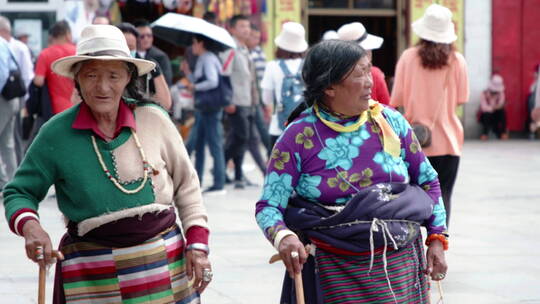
[263, 0, 302, 60]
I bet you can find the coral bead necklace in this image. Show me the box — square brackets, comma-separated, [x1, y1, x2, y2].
[91, 130, 151, 194]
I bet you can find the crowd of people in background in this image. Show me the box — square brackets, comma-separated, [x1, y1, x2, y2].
[1, 2, 539, 197]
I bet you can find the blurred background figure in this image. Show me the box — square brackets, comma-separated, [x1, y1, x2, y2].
[222, 14, 257, 189]
[321, 30, 339, 41]
[529, 64, 540, 139]
[134, 19, 173, 86]
[391, 3, 469, 228]
[478, 74, 508, 140]
[181, 34, 227, 195]
[117, 22, 171, 110]
[337, 22, 390, 105]
[33, 20, 76, 115]
[246, 23, 270, 172]
[0, 16, 34, 164]
[92, 15, 111, 25]
[64, 0, 100, 42]
[183, 11, 218, 156]
[261, 21, 307, 148]
[0, 30, 18, 191]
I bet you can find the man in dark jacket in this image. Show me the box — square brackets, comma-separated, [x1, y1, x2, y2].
[134, 19, 172, 86]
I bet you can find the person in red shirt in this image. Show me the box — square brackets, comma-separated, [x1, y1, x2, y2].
[337, 22, 391, 105]
[33, 20, 76, 115]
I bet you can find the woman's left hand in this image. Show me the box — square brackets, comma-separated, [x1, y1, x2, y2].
[425, 240, 448, 281]
[186, 249, 212, 293]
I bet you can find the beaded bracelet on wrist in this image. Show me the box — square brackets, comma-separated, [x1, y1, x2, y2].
[425, 234, 449, 250]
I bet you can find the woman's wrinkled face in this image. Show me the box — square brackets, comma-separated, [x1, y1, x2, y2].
[76, 60, 131, 116]
[328, 56, 373, 114]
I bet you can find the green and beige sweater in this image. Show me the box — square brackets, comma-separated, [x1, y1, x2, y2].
[3, 103, 207, 237]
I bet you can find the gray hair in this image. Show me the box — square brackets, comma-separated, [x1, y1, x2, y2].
[0, 16, 12, 33]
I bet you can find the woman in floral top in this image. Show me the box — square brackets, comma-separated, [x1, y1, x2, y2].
[255, 40, 448, 304]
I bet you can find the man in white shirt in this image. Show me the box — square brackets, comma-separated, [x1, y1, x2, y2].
[0, 16, 34, 164]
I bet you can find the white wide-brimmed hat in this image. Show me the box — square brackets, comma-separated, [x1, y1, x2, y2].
[337, 22, 384, 50]
[322, 30, 339, 41]
[412, 3, 457, 44]
[274, 22, 308, 53]
[52, 25, 156, 79]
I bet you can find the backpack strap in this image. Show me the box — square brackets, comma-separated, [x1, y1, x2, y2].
[222, 50, 235, 72]
[278, 59, 293, 77]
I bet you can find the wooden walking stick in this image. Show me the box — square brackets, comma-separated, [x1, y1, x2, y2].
[269, 245, 311, 304]
[37, 250, 64, 304]
[293, 271, 305, 304]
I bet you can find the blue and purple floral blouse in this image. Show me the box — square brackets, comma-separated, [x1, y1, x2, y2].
[255, 104, 448, 246]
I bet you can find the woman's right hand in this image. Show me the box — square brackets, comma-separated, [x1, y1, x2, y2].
[278, 235, 308, 279]
[22, 220, 55, 268]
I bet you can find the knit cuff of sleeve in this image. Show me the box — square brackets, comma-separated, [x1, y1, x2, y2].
[185, 225, 209, 246]
[426, 233, 449, 251]
[9, 208, 39, 236]
[273, 229, 297, 250]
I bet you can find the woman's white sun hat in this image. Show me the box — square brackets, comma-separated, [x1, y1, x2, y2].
[337, 22, 384, 50]
[412, 3, 457, 44]
[322, 30, 339, 41]
[52, 25, 156, 79]
[274, 22, 308, 53]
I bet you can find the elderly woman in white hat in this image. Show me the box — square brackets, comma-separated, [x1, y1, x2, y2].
[391, 3, 469, 229]
[337, 22, 391, 105]
[479, 74, 508, 140]
[260, 21, 308, 147]
[2, 25, 211, 303]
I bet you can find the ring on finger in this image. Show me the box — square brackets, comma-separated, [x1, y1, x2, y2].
[35, 246, 44, 260]
[435, 273, 446, 280]
[202, 268, 213, 282]
[290, 251, 299, 259]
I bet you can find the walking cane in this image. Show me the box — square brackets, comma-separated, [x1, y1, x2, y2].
[37, 249, 64, 304]
[269, 246, 311, 304]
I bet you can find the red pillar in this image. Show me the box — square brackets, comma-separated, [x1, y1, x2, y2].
[492, 0, 540, 132]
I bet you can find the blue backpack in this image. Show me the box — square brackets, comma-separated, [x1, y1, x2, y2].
[277, 60, 304, 130]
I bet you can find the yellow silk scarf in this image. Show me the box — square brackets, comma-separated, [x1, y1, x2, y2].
[314, 100, 401, 158]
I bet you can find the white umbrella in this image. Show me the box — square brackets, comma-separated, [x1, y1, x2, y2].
[151, 13, 236, 51]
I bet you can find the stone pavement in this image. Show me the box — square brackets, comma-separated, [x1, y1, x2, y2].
[1, 140, 539, 303]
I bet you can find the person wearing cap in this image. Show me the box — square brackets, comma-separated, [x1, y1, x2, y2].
[2, 25, 212, 303]
[337, 22, 391, 105]
[260, 21, 308, 147]
[321, 30, 338, 41]
[256, 39, 447, 303]
[478, 74, 508, 140]
[391, 3, 469, 228]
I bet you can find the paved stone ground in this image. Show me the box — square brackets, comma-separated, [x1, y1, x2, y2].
[1, 140, 539, 303]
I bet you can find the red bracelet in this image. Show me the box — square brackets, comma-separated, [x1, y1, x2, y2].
[426, 234, 449, 250]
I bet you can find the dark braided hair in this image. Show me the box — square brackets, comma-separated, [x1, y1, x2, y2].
[286, 40, 367, 124]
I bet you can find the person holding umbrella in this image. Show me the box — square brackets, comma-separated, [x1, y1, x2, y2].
[181, 34, 228, 195]
[3, 25, 212, 303]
